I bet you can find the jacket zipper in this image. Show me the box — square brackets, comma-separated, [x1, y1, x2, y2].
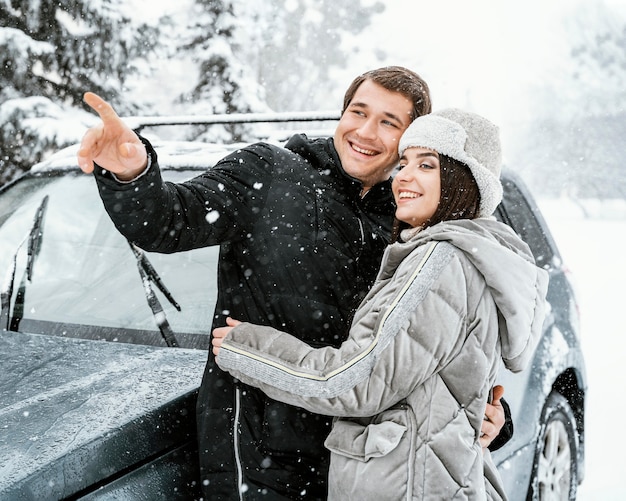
[357, 217, 365, 255]
[234, 385, 244, 500]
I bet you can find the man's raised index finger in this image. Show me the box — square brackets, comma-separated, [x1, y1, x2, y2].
[83, 92, 119, 121]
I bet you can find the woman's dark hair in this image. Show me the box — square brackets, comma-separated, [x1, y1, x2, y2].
[390, 154, 481, 242]
[342, 66, 432, 121]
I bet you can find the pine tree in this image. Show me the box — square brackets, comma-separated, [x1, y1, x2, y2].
[175, 0, 382, 141]
[0, 0, 384, 184]
[0, 0, 160, 184]
[561, 4, 626, 199]
[173, 0, 270, 142]
[567, 3, 626, 118]
[520, 2, 626, 199]
[235, 0, 384, 112]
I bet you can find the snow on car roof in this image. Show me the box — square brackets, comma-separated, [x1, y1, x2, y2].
[30, 110, 339, 174]
[30, 140, 254, 173]
[30, 131, 335, 174]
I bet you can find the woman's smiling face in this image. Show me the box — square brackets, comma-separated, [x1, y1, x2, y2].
[392, 147, 441, 228]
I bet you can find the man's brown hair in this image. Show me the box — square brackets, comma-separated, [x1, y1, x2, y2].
[342, 66, 432, 121]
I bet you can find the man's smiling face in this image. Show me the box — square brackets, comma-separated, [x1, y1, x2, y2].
[333, 79, 414, 194]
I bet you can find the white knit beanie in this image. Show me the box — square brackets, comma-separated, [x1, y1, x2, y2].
[398, 108, 503, 217]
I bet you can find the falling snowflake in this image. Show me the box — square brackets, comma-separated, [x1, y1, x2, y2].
[206, 210, 220, 224]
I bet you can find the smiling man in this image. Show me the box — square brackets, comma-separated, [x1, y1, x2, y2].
[77, 66, 507, 500]
[333, 79, 415, 194]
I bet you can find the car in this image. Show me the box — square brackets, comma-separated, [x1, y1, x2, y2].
[0, 114, 586, 500]
[491, 174, 587, 500]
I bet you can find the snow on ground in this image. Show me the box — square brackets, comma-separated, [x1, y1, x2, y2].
[538, 198, 626, 500]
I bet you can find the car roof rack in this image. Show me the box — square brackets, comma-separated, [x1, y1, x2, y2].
[124, 110, 341, 133]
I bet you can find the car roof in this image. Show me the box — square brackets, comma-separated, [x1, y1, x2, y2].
[25, 110, 538, 232]
[31, 140, 252, 173]
[31, 134, 524, 189]
[31, 111, 341, 174]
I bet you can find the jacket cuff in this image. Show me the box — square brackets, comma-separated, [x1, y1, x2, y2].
[487, 397, 513, 451]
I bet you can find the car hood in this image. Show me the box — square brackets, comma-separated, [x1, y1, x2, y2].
[0, 330, 207, 499]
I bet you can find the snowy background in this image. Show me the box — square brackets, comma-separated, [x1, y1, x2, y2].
[539, 200, 626, 500]
[2, 0, 625, 498]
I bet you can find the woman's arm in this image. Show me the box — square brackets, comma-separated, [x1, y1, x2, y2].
[214, 242, 468, 417]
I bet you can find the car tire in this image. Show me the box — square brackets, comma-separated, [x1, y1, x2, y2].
[527, 390, 578, 501]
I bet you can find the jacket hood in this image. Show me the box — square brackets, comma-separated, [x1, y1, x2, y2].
[388, 218, 548, 372]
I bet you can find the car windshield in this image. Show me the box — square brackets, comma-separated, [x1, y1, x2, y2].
[0, 169, 218, 349]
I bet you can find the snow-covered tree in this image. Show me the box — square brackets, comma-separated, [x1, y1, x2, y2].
[172, 0, 270, 142]
[0, 0, 384, 185]
[552, 2, 626, 199]
[235, 0, 384, 112]
[0, 0, 160, 184]
[566, 2, 626, 118]
[507, 2, 626, 200]
[157, 0, 382, 142]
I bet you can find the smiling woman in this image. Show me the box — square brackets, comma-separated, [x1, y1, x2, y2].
[393, 148, 442, 228]
[391, 108, 501, 239]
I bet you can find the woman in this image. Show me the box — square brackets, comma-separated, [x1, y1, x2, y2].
[212, 109, 548, 500]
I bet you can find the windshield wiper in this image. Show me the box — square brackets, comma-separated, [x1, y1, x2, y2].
[26, 195, 49, 280]
[1, 195, 49, 331]
[0, 239, 21, 330]
[128, 241, 181, 348]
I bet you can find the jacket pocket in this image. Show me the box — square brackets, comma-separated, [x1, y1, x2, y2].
[324, 406, 416, 501]
[324, 418, 406, 461]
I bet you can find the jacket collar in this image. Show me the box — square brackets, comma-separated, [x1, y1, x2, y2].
[284, 133, 394, 210]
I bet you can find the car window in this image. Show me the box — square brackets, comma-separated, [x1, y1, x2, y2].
[0, 170, 218, 349]
[496, 175, 556, 270]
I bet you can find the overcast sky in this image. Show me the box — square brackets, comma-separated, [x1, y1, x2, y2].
[339, 0, 612, 122]
[324, 0, 623, 163]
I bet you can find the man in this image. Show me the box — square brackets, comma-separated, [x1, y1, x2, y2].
[77, 66, 508, 500]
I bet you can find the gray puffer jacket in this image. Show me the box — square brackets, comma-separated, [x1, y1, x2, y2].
[217, 218, 549, 500]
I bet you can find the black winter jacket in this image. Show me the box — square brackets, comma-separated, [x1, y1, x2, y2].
[93, 134, 396, 500]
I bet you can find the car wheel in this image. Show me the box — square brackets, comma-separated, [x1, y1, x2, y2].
[527, 391, 578, 501]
